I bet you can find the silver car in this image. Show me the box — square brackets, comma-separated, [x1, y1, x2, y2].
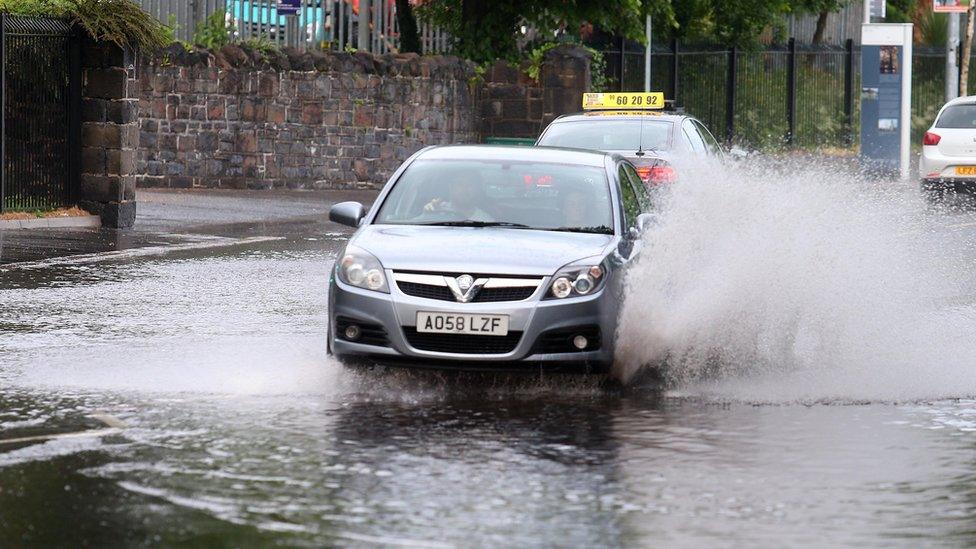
[327, 145, 651, 372]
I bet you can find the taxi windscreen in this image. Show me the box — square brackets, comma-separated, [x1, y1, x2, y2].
[375, 159, 614, 234]
[537, 119, 672, 151]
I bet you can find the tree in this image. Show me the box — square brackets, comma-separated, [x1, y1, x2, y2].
[395, 0, 422, 54]
[667, 0, 793, 47]
[791, 0, 850, 45]
[962, 1, 975, 95]
[416, 0, 672, 62]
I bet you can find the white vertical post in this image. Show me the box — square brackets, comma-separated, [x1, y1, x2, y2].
[863, 0, 871, 24]
[358, 0, 370, 52]
[644, 14, 652, 92]
[901, 23, 913, 180]
[948, 13, 961, 100]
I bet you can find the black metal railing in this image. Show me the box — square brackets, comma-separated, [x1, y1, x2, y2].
[0, 14, 79, 213]
[603, 39, 860, 149]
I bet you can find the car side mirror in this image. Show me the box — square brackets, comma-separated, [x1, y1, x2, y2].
[636, 213, 653, 233]
[329, 201, 366, 227]
[628, 213, 653, 240]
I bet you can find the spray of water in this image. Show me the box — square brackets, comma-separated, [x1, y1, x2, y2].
[615, 156, 976, 402]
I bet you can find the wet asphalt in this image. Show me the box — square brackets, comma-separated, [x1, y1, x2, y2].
[2, 189, 976, 546]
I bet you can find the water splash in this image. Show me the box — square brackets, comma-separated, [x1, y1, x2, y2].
[615, 156, 976, 402]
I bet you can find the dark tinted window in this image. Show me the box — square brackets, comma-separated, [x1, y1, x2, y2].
[538, 120, 672, 151]
[682, 120, 707, 153]
[936, 105, 976, 128]
[621, 163, 651, 209]
[693, 120, 723, 155]
[617, 164, 641, 228]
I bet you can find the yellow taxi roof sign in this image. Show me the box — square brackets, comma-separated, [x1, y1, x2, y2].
[582, 92, 665, 110]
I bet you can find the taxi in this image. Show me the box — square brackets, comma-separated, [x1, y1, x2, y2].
[535, 92, 725, 186]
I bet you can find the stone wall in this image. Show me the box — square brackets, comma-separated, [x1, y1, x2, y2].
[136, 46, 479, 190]
[134, 44, 591, 191]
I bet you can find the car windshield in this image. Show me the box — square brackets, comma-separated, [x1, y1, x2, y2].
[937, 104, 976, 128]
[537, 119, 672, 151]
[374, 159, 614, 234]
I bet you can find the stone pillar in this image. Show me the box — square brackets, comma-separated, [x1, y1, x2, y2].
[79, 39, 138, 228]
[540, 45, 592, 126]
[479, 45, 592, 140]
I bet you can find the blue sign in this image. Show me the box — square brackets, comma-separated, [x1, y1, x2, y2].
[277, 0, 301, 15]
[860, 44, 902, 173]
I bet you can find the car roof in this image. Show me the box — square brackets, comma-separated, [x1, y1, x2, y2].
[548, 111, 688, 123]
[416, 144, 618, 168]
[944, 95, 976, 107]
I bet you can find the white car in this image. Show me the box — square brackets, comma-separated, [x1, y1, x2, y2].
[920, 96, 976, 197]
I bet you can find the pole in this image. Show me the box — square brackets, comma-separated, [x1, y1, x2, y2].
[726, 46, 737, 145]
[844, 38, 854, 145]
[948, 13, 961, 100]
[619, 36, 626, 91]
[358, 0, 370, 52]
[671, 38, 679, 101]
[863, 0, 871, 24]
[786, 38, 797, 146]
[901, 24, 913, 180]
[644, 14, 651, 92]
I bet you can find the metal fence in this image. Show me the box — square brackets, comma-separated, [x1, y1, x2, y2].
[0, 15, 78, 213]
[606, 41, 860, 149]
[602, 40, 976, 150]
[136, 0, 450, 53]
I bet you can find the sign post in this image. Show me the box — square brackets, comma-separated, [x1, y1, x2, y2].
[860, 23, 913, 179]
[933, 0, 971, 14]
[277, 0, 301, 16]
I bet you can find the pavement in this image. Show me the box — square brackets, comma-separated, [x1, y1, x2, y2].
[0, 188, 377, 266]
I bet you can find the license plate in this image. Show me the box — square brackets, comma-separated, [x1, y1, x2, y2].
[416, 312, 509, 336]
[956, 166, 976, 175]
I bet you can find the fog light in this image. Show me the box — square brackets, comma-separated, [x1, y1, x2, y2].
[344, 325, 362, 341]
[572, 335, 588, 350]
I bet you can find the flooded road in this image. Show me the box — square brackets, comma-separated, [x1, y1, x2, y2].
[3, 187, 976, 546]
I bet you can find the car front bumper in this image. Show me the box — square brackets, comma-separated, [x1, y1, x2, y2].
[329, 271, 618, 370]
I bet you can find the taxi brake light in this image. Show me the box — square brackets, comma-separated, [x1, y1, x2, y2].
[637, 165, 677, 185]
[923, 131, 941, 146]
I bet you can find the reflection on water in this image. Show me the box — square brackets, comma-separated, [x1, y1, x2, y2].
[2, 237, 976, 545]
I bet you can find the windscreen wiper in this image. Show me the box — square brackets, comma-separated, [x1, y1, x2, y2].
[421, 220, 531, 228]
[548, 225, 614, 234]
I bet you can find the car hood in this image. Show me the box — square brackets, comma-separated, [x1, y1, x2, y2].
[352, 225, 616, 275]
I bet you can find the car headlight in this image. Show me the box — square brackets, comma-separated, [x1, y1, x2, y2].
[546, 260, 607, 299]
[337, 245, 389, 293]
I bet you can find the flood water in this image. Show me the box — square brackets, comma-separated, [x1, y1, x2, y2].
[3, 171, 976, 546]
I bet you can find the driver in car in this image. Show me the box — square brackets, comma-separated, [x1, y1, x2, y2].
[423, 177, 494, 221]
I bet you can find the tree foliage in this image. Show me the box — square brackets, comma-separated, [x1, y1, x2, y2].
[414, 0, 862, 61]
[0, 0, 169, 51]
[415, 0, 673, 62]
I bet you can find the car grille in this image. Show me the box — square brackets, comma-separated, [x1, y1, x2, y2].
[402, 327, 522, 354]
[534, 325, 602, 354]
[394, 272, 542, 303]
[336, 316, 389, 347]
[472, 287, 536, 302]
[397, 281, 455, 301]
